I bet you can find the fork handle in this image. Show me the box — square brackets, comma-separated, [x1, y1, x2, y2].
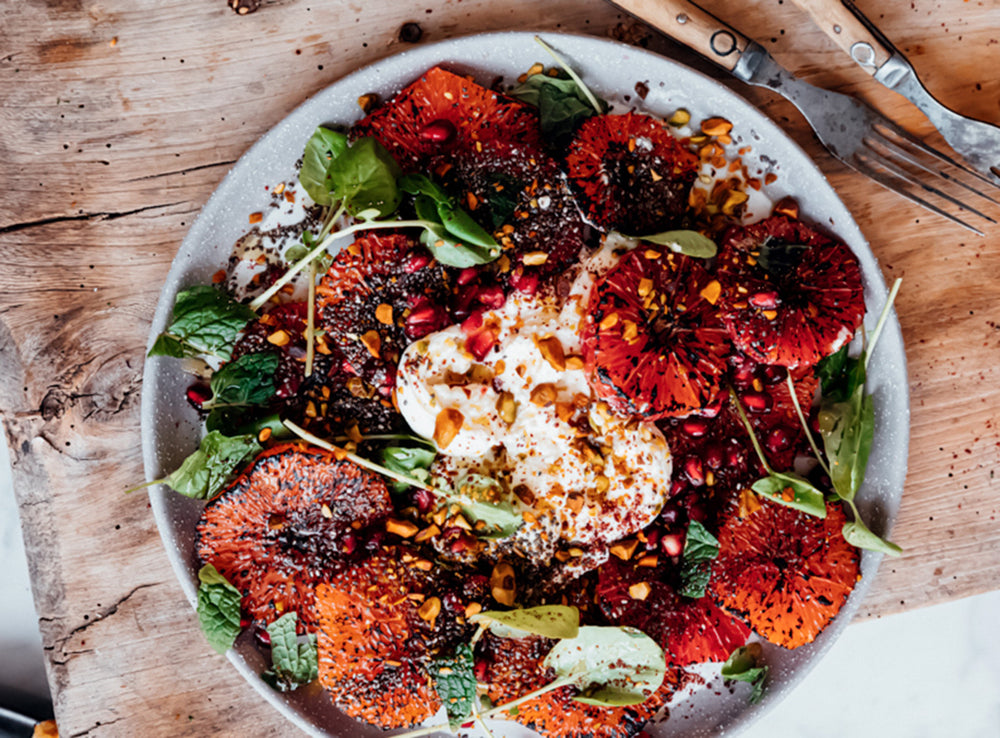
[609, 0, 751, 72]
[785, 0, 892, 73]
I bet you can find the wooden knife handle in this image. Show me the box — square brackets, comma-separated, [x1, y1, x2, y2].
[611, 0, 751, 72]
[786, 0, 892, 73]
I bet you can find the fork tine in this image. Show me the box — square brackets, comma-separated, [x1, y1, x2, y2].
[860, 138, 999, 223]
[872, 120, 1000, 195]
[850, 154, 986, 236]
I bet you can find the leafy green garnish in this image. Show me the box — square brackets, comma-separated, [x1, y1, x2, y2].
[635, 230, 718, 258]
[164, 432, 260, 499]
[261, 612, 318, 692]
[678, 520, 720, 599]
[399, 173, 501, 267]
[470, 605, 580, 641]
[327, 137, 403, 217]
[730, 392, 827, 519]
[757, 239, 809, 277]
[544, 626, 666, 707]
[202, 352, 280, 410]
[196, 564, 242, 655]
[721, 643, 768, 704]
[432, 644, 478, 730]
[205, 408, 290, 440]
[511, 72, 608, 144]
[286, 236, 334, 273]
[149, 285, 256, 361]
[842, 512, 903, 555]
[442, 474, 523, 539]
[299, 126, 349, 206]
[381, 444, 436, 494]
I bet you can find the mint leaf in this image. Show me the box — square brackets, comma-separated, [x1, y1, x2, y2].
[432, 644, 477, 729]
[721, 643, 768, 704]
[381, 444, 436, 494]
[203, 352, 280, 410]
[511, 71, 608, 144]
[262, 612, 318, 691]
[470, 605, 579, 640]
[196, 564, 242, 654]
[163, 431, 261, 499]
[149, 285, 255, 362]
[544, 626, 665, 707]
[636, 230, 718, 258]
[400, 175, 500, 266]
[299, 126, 349, 206]
[678, 520, 720, 599]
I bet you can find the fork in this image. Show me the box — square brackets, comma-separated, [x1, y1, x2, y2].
[787, 0, 1000, 182]
[608, 0, 1000, 235]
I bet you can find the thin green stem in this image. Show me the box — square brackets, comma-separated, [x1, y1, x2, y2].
[283, 420, 435, 492]
[864, 277, 902, 371]
[304, 259, 317, 377]
[729, 391, 774, 475]
[249, 218, 430, 311]
[124, 478, 164, 494]
[785, 373, 833, 478]
[533, 36, 604, 115]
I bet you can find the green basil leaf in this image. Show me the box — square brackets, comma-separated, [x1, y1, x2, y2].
[721, 643, 768, 704]
[842, 517, 902, 556]
[328, 137, 402, 217]
[635, 230, 718, 258]
[399, 172, 451, 203]
[432, 644, 477, 730]
[204, 352, 280, 410]
[470, 605, 580, 640]
[817, 347, 865, 404]
[205, 408, 291, 440]
[437, 202, 499, 251]
[443, 474, 523, 539]
[543, 626, 665, 707]
[299, 126, 349, 206]
[196, 564, 242, 655]
[261, 612, 318, 691]
[751, 472, 827, 518]
[510, 73, 608, 144]
[414, 193, 442, 224]
[420, 224, 498, 268]
[163, 431, 261, 499]
[679, 520, 720, 599]
[149, 285, 256, 362]
[381, 445, 437, 493]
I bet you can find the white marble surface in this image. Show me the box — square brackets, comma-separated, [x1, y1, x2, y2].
[1, 438, 999, 733]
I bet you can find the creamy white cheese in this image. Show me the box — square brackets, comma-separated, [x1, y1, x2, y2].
[395, 238, 672, 563]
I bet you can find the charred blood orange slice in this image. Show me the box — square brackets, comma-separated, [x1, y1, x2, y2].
[316, 549, 463, 729]
[717, 214, 864, 369]
[566, 112, 699, 234]
[594, 558, 750, 667]
[710, 502, 860, 649]
[582, 249, 731, 419]
[352, 66, 542, 172]
[478, 631, 557, 705]
[511, 667, 685, 738]
[196, 443, 392, 630]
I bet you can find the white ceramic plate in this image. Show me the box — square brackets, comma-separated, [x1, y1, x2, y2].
[141, 31, 909, 738]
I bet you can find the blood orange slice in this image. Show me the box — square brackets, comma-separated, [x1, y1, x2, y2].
[582, 248, 731, 419]
[710, 502, 860, 649]
[196, 444, 392, 630]
[566, 112, 699, 234]
[717, 214, 864, 369]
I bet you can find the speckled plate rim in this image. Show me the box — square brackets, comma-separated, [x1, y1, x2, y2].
[141, 30, 910, 738]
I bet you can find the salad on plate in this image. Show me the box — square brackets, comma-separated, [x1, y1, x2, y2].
[143, 37, 901, 738]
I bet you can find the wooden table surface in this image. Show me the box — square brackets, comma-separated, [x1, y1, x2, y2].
[3, 0, 999, 734]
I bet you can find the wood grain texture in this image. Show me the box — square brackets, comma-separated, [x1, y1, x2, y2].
[2, 0, 999, 735]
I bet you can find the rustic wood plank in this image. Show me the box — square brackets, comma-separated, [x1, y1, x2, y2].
[2, 0, 1000, 735]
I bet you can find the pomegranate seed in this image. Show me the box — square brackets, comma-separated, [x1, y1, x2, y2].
[457, 267, 479, 286]
[741, 391, 772, 413]
[681, 417, 709, 437]
[749, 291, 780, 309]
[450, 533, 476, 554]
[659, 505, 679, 525]
[704, 444, 725, 470]
[762, 365, 787, 384]
[731, 363, 757, 386]
[725, 445, 746, 470]
[418, 118, 456, 143]
[186, 383, 211, 407]
[669, 479, 687, 497]
[688, 503, 708, 523]
[644, 527, 661, 549]
[466, 329, 497, 361]
[510, 270, 539, 296]
[461, 311, 483, 335]
[405, 253, 432, 272]
[240, 617, 252, 629]
[405, 304, 447, 338]
[477, 285, 506, 309]
[474, 660, 489, 682]
[766, 427, 792, 453]
[255, 627, 271, 647]
[661, 533, 684, 557]
[684, 456, 705, 486]
[341, 533, 358, 555]
[413, 489, 435, 514]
